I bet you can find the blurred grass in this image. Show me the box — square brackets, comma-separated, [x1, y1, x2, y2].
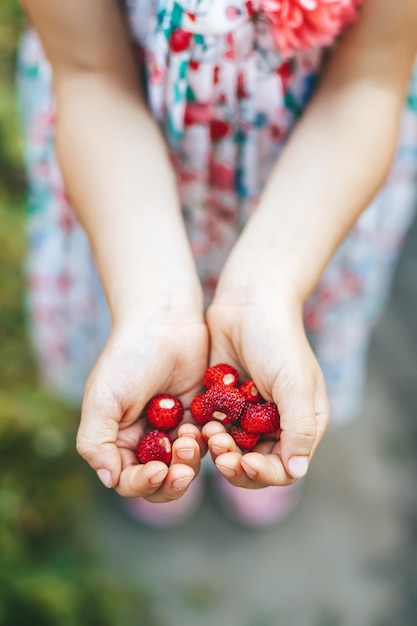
[0, 3, 157, 625]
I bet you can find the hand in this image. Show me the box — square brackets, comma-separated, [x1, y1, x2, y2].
[76, 307, 209, 501]
[204, 288, 329, 489]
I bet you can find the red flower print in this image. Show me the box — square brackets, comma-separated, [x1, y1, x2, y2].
[189, 59, 200, 71]
[184, 102, 211, 126]
[210, 119, 231, 141]
[245, 1, 256, 17]
[213, 65, 221, 85]
[237, 72, 249, 99]
[261, 0, 362, 56]
[209, 159, 235, 190]
[169, 28, 193, 53]
[276, 60, 293, 92]
[269, 124, 284, 141]
[226, 6, 242, 19]
[224, 33, 236, 60]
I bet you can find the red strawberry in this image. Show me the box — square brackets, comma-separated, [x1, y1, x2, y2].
[190, 394, 211, 425]
[146, 394, 184, 430]
[239, 380, 262, 404]
[240, 402, 280, 434]
[203, 363, 239, 389]
[229, 425, 260, 451]
[201, 384, 245, 425]
[169, 28, 193, 53]
[136, 430, 172, 465]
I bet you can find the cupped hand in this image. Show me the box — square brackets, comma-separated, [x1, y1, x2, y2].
[76, 308, 209, 501]
[204, 290, 329, 488]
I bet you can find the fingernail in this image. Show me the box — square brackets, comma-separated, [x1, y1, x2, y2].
[177, 448, 195, 462]
[288, 456, 309, 479]
[97, 468, 112, 488]
[149, 469, 168, 486]
[172, 475, 193, 491]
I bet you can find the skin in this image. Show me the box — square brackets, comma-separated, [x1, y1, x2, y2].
[22, 0, 417, 499]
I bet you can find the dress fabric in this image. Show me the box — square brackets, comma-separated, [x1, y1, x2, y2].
[16, 0, 417, 421]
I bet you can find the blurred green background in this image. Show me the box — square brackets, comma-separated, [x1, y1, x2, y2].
[0, 4, 157, 625]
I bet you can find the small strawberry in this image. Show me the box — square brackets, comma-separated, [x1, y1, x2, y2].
[136, 430, 172, 465]
[146, 394, 184, 430]
[229, 425, 260, 451]
[190, 394, 211, 425]
[201, 384, 245, 425]
[239, 380, 262, 404]
[203, 363, 239, 389]
[240, 402, 280, 435]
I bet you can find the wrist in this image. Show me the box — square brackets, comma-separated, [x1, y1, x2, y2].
[214, 231, 309, 312]
[109, 273, 205, 327]
[213, 267, 304, 322]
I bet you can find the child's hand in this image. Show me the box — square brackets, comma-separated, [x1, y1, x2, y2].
[204, 289, 329, 489]
[76, 308, 209, 501]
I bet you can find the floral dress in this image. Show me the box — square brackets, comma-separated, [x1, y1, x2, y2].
[16, 0, 417, 422]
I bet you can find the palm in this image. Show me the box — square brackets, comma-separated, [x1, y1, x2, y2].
[77, 315, 209, 499]
[205, 299, 329, 488]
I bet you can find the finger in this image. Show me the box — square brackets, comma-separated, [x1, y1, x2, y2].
[178, 422, 208, 457]
[272, 368, 319, 480]
[201, 420, 227, 442]
[172, 436, 201, 475]
[313, 372, 330, 453]
[115, 461, 169, 498]
[207, 432, 239, 462]
[240, 452, 296, 486]
[77, 385, 124, 489]
[144, 464, 196, 503]
[214, 451, 294, 488]
[214, 451, 251, 485]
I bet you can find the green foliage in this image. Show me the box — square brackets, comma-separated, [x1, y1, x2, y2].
[0, 4, 157, 625]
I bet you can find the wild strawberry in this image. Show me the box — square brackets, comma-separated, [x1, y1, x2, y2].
[203, 363, 239, 389]
[146, 394, 184, 430]
[240, 402, 280, 434]
[229, 425, 260, 451]
[136, 430, 172, 465]
[190, 394, 211, 425]
[239, 380, 262, 404]
[201, 384, 245, 425]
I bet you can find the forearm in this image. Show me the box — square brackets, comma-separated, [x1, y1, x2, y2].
[218, 0, 417, 305]
[22, 0, 202, 325]
[55, 72, 202, 322]
[240, 69, 403, 301]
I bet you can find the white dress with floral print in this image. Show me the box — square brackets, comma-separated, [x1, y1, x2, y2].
[17, 0, 417, 422]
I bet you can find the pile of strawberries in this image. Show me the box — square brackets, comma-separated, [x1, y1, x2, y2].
[136, 363, 281, 466]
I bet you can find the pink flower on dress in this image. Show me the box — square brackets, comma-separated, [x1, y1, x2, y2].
[260, 0, 362, 56]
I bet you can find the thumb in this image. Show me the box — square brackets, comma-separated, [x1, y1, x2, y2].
[76, 382, 124, 489]
[274, 367, 327, 480]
